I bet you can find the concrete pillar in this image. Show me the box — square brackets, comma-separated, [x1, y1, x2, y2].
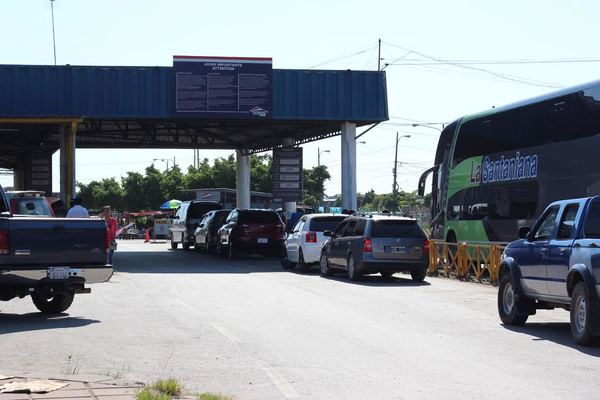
[59, 123, 77, 205]
[13, 163, 25, 190]
[341, 121, 357, 211]
[235, 149, 250, 209]
[282, 138, 297, 215]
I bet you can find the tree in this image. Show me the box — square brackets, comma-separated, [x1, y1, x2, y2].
[143, 165, 164, 210]
[162, 165, 184, 200]
[121, 171, 145, 211]
[212, 155, 236, 188]
[303, 165, 331, 206]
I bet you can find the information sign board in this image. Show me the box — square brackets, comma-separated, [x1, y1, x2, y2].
[173, 56, 272, 118]
[272, 148, 303, 202]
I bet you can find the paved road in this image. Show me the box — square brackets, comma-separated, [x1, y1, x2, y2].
[1, 240, 599, 399]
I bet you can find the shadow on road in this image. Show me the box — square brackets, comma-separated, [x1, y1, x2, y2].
[321, 274, 431, 287]
[114, 250, 283, 274]
[503, 323, 600, 354]
[0, 313, 100, 334]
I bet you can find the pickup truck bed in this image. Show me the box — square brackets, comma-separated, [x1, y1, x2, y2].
[0, 210, 112, 314]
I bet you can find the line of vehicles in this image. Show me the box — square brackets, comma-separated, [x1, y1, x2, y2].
[168, 200, 429, 282]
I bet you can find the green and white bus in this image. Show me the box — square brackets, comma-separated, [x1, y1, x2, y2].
[418, 80, 600, 243]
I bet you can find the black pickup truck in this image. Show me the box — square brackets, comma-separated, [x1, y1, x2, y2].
[0, 186, 112, 314]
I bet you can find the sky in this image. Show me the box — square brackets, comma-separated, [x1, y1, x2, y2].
[1, 0, 599, 196]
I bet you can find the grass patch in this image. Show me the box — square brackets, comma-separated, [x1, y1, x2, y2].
[136, 388, 171, 400]
[197, 394, 235, 400]
[151, 378, 183, 396]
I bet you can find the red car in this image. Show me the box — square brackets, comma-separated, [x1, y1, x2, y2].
[217, 209, 286, 259]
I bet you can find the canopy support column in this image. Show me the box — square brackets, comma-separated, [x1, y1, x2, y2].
[236, 149, 250, 209]
[341, 121, 357, 211]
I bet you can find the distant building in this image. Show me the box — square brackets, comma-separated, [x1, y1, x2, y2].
[181, 188, 272, 209]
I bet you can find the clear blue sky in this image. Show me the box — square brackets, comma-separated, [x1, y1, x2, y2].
[1, 0, 599, 195]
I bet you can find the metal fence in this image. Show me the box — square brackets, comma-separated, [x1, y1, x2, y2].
[428, 241, 506, 284]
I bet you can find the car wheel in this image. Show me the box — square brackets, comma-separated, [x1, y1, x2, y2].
[347, 254, 360, 281]
[319, 252, 333, 277]
[380, 271, 394, 280]
[298, 250, 310, 273]
[410, 269, 427, 282]
[31, 289, 75, 314]
[570, 281, 595, 345]
[280, 249, 295, 270]
[227, 243, 237, 259]
[182, 242, 191, 251]
[170, 239, 178, 250]
[497, 272, 529, 326]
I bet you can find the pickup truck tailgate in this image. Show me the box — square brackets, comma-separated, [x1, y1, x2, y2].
[4, 217, 107, 266]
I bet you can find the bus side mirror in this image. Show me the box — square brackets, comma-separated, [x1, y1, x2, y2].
[518, 227, 531, 239]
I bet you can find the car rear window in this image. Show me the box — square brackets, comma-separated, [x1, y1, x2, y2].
[239, 211, 282, 224]
[13, 198, 52, 216]
[188, 203, 221, 219]
[308, 217, 346, 232]
[371, 220, 425, 238]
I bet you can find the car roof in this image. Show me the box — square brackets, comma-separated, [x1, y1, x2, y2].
[363, 215, 417, 222]
[303, 213, 348, 220]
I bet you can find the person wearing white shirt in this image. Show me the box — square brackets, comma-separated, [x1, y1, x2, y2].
[66, 197, 89, 218]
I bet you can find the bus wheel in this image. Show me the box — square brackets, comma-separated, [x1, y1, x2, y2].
[446, 231, 457, 243]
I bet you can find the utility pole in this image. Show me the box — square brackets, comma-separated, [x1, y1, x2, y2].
[392, 132, 399, 198]
[377, 38, 381, 71]
[50, 0, 57, 65]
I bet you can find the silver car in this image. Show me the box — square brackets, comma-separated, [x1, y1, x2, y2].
[319, 216, 429, 281]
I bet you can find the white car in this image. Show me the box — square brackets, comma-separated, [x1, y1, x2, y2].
[282, 213, 348, 273]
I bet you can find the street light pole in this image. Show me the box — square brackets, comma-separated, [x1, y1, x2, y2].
[411, 123, 443, 133]
[153, 158, 170, 171]
[50, 0, 57, 65]
[317, 147, 330, 166]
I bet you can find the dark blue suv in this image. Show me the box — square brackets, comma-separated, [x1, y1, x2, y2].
[498, 197, 600, 345]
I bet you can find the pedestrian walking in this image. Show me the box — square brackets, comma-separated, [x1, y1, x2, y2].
[100, 205, 118, 264]
[66, 197, 89, 218]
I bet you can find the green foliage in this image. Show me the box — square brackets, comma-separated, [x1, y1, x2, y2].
[151, 378, 183, 396]
[75, 153, 331, 212]
[197, 394, 235, 400]
[136, 388, 171, 400]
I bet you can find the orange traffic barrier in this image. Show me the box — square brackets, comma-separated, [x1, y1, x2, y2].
[428, 240, 507, 284]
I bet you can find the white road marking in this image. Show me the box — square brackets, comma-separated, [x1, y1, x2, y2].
[209, 321, 242, 343]
[263, 367, 300, 398]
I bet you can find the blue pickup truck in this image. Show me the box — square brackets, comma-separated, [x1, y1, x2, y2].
[498, 197, 600, 345]
[0, 186, 112, 314]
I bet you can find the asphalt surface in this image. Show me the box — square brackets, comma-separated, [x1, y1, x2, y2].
[1, 239, 599, 399]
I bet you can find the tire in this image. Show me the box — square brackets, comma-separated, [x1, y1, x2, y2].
[446, 231, 457, 243]
[411, 268, 427, 282]
[497, 273, 529, 326]
[280, 248, 295, 270]
[380, 271, 395, 280]
[170, 239, 178, 250]
[347, 254, 360, 281]
[298, 250, 310, 273]
[319, 252, 333, 277]
[182, 242, 191, 251]
[31, 289, 75, 314]
[570, 281, 595, 345]
[227, 243, 237, 259]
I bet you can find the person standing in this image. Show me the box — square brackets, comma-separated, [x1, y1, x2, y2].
[100, 205, 118, 264]
[66, 197, 89, 218]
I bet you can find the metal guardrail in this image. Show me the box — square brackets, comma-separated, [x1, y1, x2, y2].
[428, 240, 507, 284]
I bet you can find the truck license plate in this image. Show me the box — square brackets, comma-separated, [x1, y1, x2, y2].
[48, 267, 70, 280]
[257, 238, 268, 244]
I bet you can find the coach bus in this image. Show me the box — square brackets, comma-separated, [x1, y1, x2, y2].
[418, 79, 600, 243]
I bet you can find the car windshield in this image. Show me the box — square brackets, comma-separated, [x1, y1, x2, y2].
[188, 203, 221, 219]
[308, 216, 346, 232]
[239, 211, 281, 224]
[371, 220, 425, 238]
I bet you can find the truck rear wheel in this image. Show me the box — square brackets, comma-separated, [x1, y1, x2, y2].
[570, 282, 596, 346]
[31, 289, 75, 314]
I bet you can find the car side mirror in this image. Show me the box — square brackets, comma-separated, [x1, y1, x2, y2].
[518, 226, 531, 240]
[323, 230, 332, 237]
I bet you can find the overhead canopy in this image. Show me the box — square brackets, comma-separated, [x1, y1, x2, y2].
[0, 64, 389, 168]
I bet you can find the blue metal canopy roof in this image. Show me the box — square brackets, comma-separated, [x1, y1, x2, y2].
[0, 64, 388, 122]
[0, 64, 388, 162]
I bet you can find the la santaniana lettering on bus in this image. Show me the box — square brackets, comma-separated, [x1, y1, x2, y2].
[470, 151, 539, 184]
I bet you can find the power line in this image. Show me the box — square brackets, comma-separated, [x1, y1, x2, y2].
[385, 57, 600, 66]
[382, 41, 564, 89]
[308, 45, 378, 69]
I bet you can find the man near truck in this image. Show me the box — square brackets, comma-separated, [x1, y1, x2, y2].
[66, 197, 89, 218]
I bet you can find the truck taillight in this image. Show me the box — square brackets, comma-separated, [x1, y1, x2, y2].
[363, 237, 372, 253]
[305, 231, 317, 243]
[0, 230, 9, 255]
